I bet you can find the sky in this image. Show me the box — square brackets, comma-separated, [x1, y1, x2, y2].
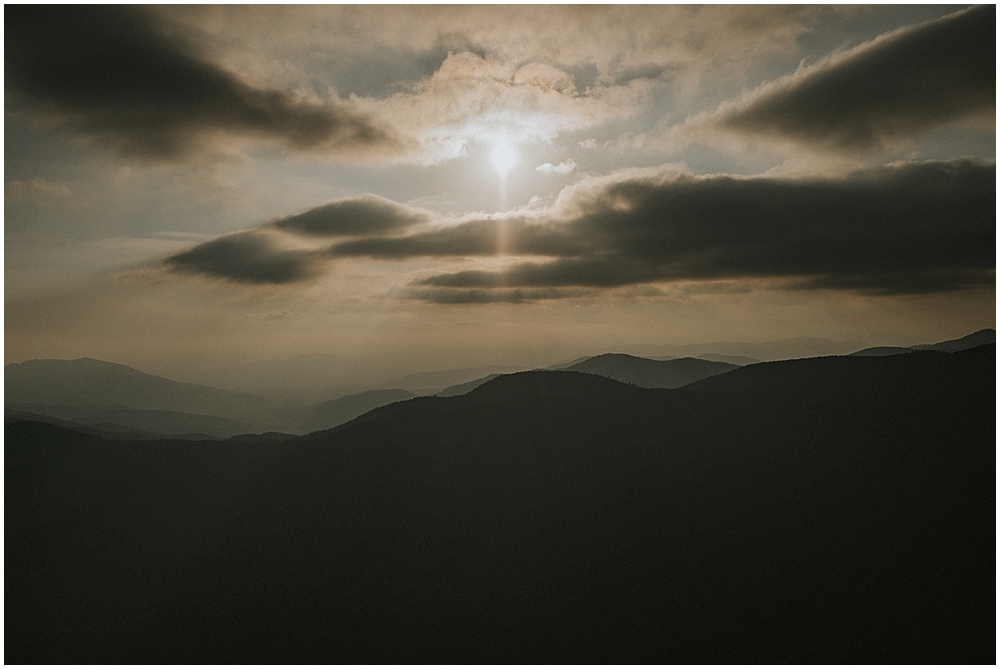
[5, 4, 995, 391]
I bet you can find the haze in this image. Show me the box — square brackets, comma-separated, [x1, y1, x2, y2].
[5, 5, 994, 389]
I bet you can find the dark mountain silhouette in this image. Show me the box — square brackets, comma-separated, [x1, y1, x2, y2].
[436, 373, 501, 397]
[5, 401, 251, 438]
[5, 358, 275, 424]
[299, 388, 416, 432]
[850, 345, 913, 356]
[227, 431, 300, 442]
[912, 327, 995, 351]
[628, 335, 866, 361]
[440, 353, 750, 398]
[564, 352, 737, 388]
[692, 352, 760, 365]
[546, 354, 603, 370]
[851, 327, 995, 356]
[6, 345, 993, 664]
[389, 364, 524, 393]
[4, 409, 218, 441]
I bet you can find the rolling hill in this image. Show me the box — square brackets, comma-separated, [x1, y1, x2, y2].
[436, 373, 502, 397]
[3, 408, 220, 441]
[298, 388, 416, 432]
[6, 345, 993, 663]
[5, 357, 275, 421]
[851, 327, 995, 356]
[5, 401, 251, 438]
[563, 352, 737, 388]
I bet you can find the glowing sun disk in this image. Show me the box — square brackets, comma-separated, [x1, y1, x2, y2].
[490, 142, 518, 175]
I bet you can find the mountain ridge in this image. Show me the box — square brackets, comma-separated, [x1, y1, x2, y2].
[850, 327, 995, 356]
[5, 357, 274, 424]
[563, 353, 737, 388]
[6, 344, 993, 663]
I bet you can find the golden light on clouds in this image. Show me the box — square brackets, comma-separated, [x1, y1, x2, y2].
[4, 4, 993, 376]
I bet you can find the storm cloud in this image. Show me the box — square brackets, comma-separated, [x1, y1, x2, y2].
[165, 231, 323, 285]
[5, 5, 404, 160]
[706, 5, 995, 152]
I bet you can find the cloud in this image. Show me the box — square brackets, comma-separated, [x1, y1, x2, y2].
[700, 5, 995, 153]
[327, 216, 587, 260]
[536, 160, 578, 176]
[163, 159, 994, 299]
[404, 286, 585, 305]
[408, 159, 995, 299]
[352, 51, 656, 163]
[165, 231, 323, 284]
[162, 194, 433, 283]
[5, 5, 405, 161]
[267, 194, 430, 237]
[5, 177, 71, 201]
[159, 5, 826, 92]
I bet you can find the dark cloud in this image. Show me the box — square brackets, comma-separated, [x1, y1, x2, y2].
[268, 195, 430, 237]
[165, 232, 322, 284]
[328, 217, 587, 259]
[410, 159, 995, 299]
[406, 287, 585, 305]
[163, 159, 994, 299]
[5, 6, 403, 160]
[414, 258, 660, 289]
[710, 5, 995, 152]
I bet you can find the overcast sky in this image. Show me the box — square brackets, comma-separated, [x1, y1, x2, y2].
[5, 4, 995, 385]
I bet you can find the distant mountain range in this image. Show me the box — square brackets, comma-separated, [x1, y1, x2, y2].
[6, 329, 993, 438]
[4, 402, 247, 439]
[851, 327, 995, 356]
[3, 408, 220, 441]
[436, 373, 503, 397]
[562, 353, 737, 388]
[389, 365, 525, 394]
[1, 352, 738, 436]
[621, 334, 868, 361]
[5, 357, 273, 422]
[298, 388, 416, 433]
[436, 355, 738, 396]
[7, 343, 992, 663]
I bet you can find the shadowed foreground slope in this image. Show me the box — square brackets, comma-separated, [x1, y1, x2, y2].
[5, 346, 994, 663]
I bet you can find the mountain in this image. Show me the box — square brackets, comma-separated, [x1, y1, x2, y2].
[563, 353, 737, 388]
[693, 352, 760, 365]
[912, 327, 995, 351]
[7, 345, 991, 663]
[5, 401, 251, 438]
[850, 345, 913, 357]
[545, 354, 600, 370]
[436, 373, 501, 397]
[299, 388, 416, 432]
[389, 364, 525, 393]
[851, 328, 995, 356]
[3, 409, 219, 441]
[5, 358, 275, 424]
[623, 335, 867, 361]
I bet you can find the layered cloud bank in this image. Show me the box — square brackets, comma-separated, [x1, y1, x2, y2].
[5, 5, 405, 161]
[7, 5, 993, 369]
[8, 5, 991, 167]
[691, 5, 995, 154]
[165, 159, 995, 301]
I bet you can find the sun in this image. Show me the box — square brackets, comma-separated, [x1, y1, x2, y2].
[489, 141, 518, 175]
